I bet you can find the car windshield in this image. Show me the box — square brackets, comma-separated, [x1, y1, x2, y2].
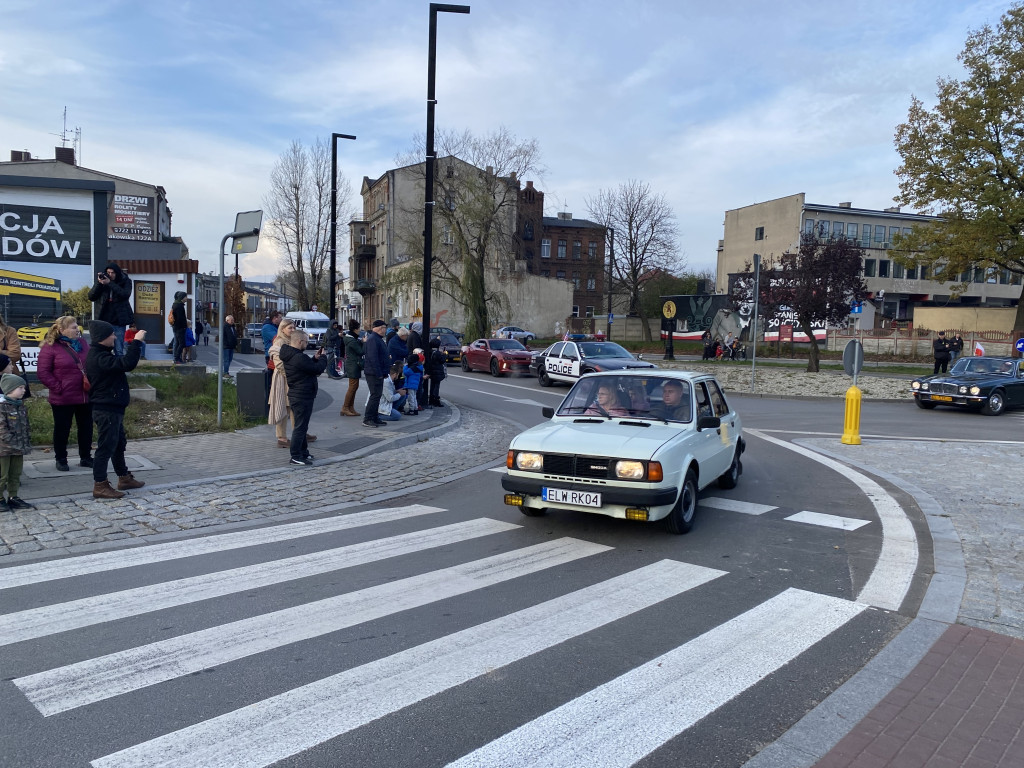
[556, 375, 693, 423]
[437, 334, 459, 345]
[490, 340, 526, 351]
[950, 357, 1014, 376]
[579, 342, 633, 359]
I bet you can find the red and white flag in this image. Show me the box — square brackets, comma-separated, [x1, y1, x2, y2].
[974, 342, 985, 356]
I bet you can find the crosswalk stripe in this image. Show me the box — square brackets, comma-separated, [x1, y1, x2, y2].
[91, 559, 727, 768]
[17, 538, 611, 716]
[0, 504, 445, 590]
[447, 588, 867, 768]
[699, 497, 776, 515]
[0, 518, 518, 647]
[785, 511, 871, 530]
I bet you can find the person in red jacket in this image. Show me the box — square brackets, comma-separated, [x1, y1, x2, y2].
[36, 316, 94, 472]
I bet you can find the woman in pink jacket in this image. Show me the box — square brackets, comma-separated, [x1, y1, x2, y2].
[36, 316, 94, 472]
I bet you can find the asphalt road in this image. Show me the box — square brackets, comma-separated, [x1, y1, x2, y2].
[3, 365, 997, 767]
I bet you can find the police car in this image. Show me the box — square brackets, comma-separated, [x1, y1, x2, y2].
[531, 339, 657, 386]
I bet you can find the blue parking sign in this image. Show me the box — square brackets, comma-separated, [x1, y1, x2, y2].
[850, 301, 862, 314]
[1016, 338, 1024, 353]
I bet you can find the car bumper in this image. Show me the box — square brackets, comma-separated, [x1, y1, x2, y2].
[498, 362, 532, 374]
[912, 392, 986, 406]
[501, 473, 679, 521]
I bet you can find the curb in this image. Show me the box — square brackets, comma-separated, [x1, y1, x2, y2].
[740, 440, 967, 768]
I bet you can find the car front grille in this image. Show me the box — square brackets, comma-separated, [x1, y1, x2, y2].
[543, 454, 610, 479]
[932, 383, 958, 395]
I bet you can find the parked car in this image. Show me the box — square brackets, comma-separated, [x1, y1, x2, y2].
[433, 333, 462, 363]
[461, 338, 534, 377]
[18, 322, 85, 343]
[910, 356, 1024, 415]
[531, 340, 657, 387]
[495, 326, 536, 342]
[428, 326, 464, 341]
[502, 370, 744, 533]
[285, 311, 331, 349]
[245, 323, 262, 338]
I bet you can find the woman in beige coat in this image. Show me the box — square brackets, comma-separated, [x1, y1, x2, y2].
[267, 319, 317, 447]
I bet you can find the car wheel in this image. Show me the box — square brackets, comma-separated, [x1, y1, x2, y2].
[490, 358, 504, 377]
[461, 357, 471, 372]
[665, 468, 698, 535]
[982, 389, 1006, 416]
[717, 449, 742, 489]
[538, 369, 552, 387]
[915, 397, 937, 410]
[520, 506, 547, 517]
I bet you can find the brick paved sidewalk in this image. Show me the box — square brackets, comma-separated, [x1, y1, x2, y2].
[814, 624, 1024, 768]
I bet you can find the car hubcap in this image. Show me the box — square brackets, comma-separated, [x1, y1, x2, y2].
[682, 484, 695, 522]
[991, 394, 1003, 411]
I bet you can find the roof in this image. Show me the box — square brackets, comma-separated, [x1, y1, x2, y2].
[0, 160, 165, 195]
[542, 216, 604, 231]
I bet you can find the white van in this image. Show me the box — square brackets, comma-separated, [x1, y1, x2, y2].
[285, 311, 332, 348]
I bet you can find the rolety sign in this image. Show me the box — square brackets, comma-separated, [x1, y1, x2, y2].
[0, 203, 92, 264]
[111, 194, 154, 240]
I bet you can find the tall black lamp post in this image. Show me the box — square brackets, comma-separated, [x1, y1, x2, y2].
[329, 132, 357, 321]
[422, 3, 470, 342]
[606, 226, 614, 340]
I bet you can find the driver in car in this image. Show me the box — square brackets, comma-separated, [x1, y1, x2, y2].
[649, 379, 691, 421]
[584, 383, 630, 417]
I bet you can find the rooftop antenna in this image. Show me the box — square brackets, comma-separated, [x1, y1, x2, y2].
[50, 107, 82, 164]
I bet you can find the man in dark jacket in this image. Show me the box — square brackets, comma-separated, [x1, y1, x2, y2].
[407, 321, 423, 354]
[387, 326, 409, 368]
[170, 291, 188, 364]
[86, 320, 146, 499]
[222, 315, 238, 377]
[87, 263, 134, 355]
[933, 330, 951, 374]
[362, 319, 389, 427]
[280, 330, 328, 465]
[325, 321, 343, 379]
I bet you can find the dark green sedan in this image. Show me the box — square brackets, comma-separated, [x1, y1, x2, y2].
[910, 356, 1024, 415]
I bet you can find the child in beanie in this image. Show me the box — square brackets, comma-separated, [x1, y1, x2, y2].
[0, 373, 34, 511]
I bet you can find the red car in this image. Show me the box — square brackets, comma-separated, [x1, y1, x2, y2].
[461, 338, 533, 377]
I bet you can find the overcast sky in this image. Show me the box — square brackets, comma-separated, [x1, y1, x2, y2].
[1, 0, 1013, 281]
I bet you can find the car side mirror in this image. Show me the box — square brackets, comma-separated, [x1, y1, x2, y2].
[697, 415, 721, 431]
[637, 353, 644, 360]
[542, 406, 555, 418]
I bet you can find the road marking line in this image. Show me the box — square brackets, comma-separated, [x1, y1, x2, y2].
[747, 429, 917, 611]
[0, 504, 445, 590]
[447, 588, 867, 768]
[700, 497, 776, 515]
[785, 511, 871, 530]
[448, 373, 565, 396]
[0, 518, 519, 647]
[17, 538, 611, 716]
[756, 428, 1024, 446]
[90, 559, 727, 768]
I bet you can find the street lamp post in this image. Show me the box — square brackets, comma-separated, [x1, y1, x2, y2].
[329, 132, 357, 322]
[422, 3, 470, 343]
[606, 226, 614, 340]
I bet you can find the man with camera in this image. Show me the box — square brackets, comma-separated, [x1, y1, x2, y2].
[87, 263, 134, 356]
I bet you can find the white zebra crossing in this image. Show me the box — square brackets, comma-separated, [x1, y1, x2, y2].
[0, 517, 518, 646]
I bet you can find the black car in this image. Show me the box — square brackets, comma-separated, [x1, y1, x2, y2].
[432, 333, 462, 363]
[910, 356, 1024, 415]
[531, 340, 657, 386]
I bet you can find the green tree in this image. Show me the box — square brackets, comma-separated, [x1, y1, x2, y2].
[731, 234, 867, 372]
[61, 285, 92, 320]
[637, 270, 712, 318]
[893, 3, 1024, 333]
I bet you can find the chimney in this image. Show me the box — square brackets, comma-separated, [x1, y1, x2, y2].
[485, 165, 494, 175]
[838, 201, 852, 208]
[10, 150, 32, 162]
[526, 180, 534, 189]
[884, 206, 901, 213]
[557, 212, 572, 221]
[54, 146, 76, 164]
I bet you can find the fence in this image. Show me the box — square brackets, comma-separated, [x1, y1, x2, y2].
[827, 328, 1018, 357]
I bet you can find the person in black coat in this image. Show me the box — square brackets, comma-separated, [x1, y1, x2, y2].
[387, 327, 409, 367]
[85, 320, 146, 499]
[87, 263, 134, 355]
[280, 330, 328, 465]
[426, 336, 447, 407]
[407, 321, 423, 354]
[362, 319, 389, 427]
[933, 330, 951, 374]
[170, 291, 188, 364]
[222, 315, 238, 377]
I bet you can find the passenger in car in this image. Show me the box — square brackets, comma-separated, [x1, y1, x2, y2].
[649, 379, 691, 421]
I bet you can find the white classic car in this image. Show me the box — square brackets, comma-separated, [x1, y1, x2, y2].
[502, 370, 745, 533]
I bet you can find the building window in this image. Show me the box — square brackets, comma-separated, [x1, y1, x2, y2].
[523, 221, 534, 241]
[889, 226, 901, 243]
[832, 221, 844, 238]
[860, 227, 871, 248]
[804, 219, 815, 234]
[906, 265, 917, 280]
[541, 239, 551, 258]
[359, 228, 367, 245]
[817, 220, 830, 238]
[588, 241, 597, 260]
[571, 305, 580, 318]
[573, 240, 582, 259]
[540, 269, 550, 277]
[893, 262, 905, 279]
[1012, 272, 1022, 285]
[754, 226, 765, 241]
[445, 194, 455, 211]
[846, 223, 858, 240]
[556, 270, 566, 280]
[1000, 269, 1010, 285]
[974, 268, 984, 283]
[879, 259, 890, 277]
[585, 306, 594, 317]
[587, 274, 596, 291]
[864, 259, 876, 277]
[920, 264, 929, 280]
[441, 224, 454, 245]
[557, 239, 567, 259]
[572, 271, 580, 289]
[874, 225, 886, 243]
[903, 227, 913, 236]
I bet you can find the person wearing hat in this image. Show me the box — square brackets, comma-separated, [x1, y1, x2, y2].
[933, 330, 951, 375]
[170, 290, 189, 364]
[362, 319, 390, 427]
[87, 263, 134, 355]
[86, 320, 147, 499]
[0, 373, 34, 511]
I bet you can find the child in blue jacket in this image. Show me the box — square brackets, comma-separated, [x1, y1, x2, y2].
[402, 353, 423, 415]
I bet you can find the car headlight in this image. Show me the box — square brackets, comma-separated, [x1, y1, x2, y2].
[970, 386, 981, 396]
[615, 460, 645, 480]
[515, 452, 544, 471]
[912, 381, 921, 390]
[921, 383, 929, 391]
[959, 386, 968, 394]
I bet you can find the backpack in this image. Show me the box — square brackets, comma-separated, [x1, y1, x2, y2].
[167, 308, 175, 326]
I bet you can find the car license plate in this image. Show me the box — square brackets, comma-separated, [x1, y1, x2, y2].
[931, 395, 953, 402]
[542, 487, 602, 507]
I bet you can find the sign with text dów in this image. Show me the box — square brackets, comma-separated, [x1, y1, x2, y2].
[0, 203, 92, 264]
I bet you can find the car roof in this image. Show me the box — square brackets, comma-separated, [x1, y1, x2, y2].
[581, 369, 708, 383]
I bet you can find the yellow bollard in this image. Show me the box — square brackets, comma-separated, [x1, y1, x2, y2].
[841, 385, 862, 445]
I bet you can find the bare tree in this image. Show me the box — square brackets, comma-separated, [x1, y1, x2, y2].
[263, 138, 353, 311]
[394, 127, 543, 339]
[586, 180, 682, 340]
